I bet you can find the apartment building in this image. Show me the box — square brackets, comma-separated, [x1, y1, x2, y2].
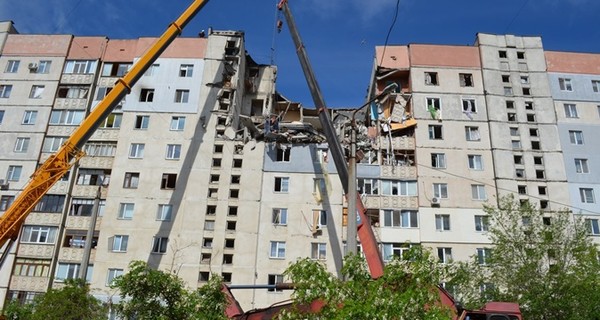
[1, 22, 600, 313]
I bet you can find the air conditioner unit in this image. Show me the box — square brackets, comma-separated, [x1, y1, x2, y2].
[28, 63, 38, 70]
[431, 197, 440, 205]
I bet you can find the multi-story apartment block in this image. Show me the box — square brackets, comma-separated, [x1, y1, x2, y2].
[1, 19, 599, 314]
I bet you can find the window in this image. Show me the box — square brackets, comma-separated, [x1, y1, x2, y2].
[22, 110, 37, 125]
[270, 241, 286, 258]
[569, 130, 584, 145]
[465, 126, 480, 141]
[99, 113, 122, 128]
[33, 195, 65, 212]
[36, 60, 52, 73]
[14, 138, 30, 153]
[118, 203, 134, 220]
[564, 104, 578, 118]
[268, 274, 284, 292]
[95, 86, 112, 100]
[517, 51, 525, 59]
[139, 88, 154, 102]
[459, 73, 473, 87]
[225, 239, 235, 248]
[69, 198, 95, 216]
[229, 189, 239, 198]
[233, 159, 243, 168]
[468, 155, 483, 170]
[526, 113, 535, 122]
[428, 125, 443, 140]
[504, 87, 513, 96]
[272, 208, 288, 225]
[135, 115, 149, 129]
[533, 156, 543, 165]
[179, 64, 193, 77]
[501, 75, 510, 83]
[161, 173, 177, 189]
[522, 88, 531, 96]
[50, 110, 85, 125]
[424, 72, 438, 85]
[170, 116, 186, 130]
[529, 128, 539, 137]
[111, 235, 129, 252]
[313, 210, 327, 228]
[358, 178, 378, 195]
[166, 144, 181, 160]
[592, 80, 600, 93]
[56, 263, 92, 282]
[0, 85, 12, 98]
[380, 180, 417, 196]
[514, 155, 523, 164]
[536, 170, 545, 179]
[510, 127, 519, 136]
[1, 196, 15, 211]
[13, 258, 50, 277]
[5, 60, 19, 73]
[7, 166, 22, 181]
[520, 75, 529, 84]
[231, 175, 240, 184]
[538, 186, 547, 195]
[433, 183, 448, 199]
[462, 99, 477, 113]
[152, 237, 168, 254]
[144, 64, 159, 76]
[63, 60, 96, 74]
[101, 62, 131, 77]
[431, 153, 446, 169]
[21, 226, 57, 244]
[435, 214, 451, 231]
[129, 143, 145, 158]
[276, 148, 290, 162]
[498, 50, 507, 58]
[28, 85, 45, 99]
[76, 169, 109, 186]
[512, 140, 522, 149]
[426, 98, 441, 115]
[106, 268, 124, 286]
[477, 248, 492, 265]
[575, 158, 589, 174]
[558, 78, 573, 91]
[175, 89, 189, 103]
[382, 243, 412, 261]
[382, 210, 418, 228]
[475, 215, 489, 232]
[586, 219, 600, 235]
[506, 101, 515, 109]
[204, 220, 215, 231]
[123, 172, 139, 189]
[157, 204, 173, 221]
[471, 184, 487, 200]
[531, 141, 541, 150]
[0, 110, 4, 124]
[437, 248, 453, 263]
[518, 185, 527, 195]
[580, 188, 595, 203]
[311, 243, 327, 260]
[524, 101, 534, 110]
[274, 177, 289, 193]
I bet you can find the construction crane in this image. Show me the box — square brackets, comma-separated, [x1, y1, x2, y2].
[0, 0, 211, 262]
[223, 1, 523, 319]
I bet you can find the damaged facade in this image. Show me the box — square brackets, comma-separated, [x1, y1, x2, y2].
[0, 18, 600, 315]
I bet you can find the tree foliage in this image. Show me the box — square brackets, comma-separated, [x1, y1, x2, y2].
[448, 195, 600, 319]
[110, 260, 227, 320]
[280, 248, 453, 319]
[3, 279, 107, 320]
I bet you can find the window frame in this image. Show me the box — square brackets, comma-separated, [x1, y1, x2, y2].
[471, 184, 487, 200]
[468, 154, 483, 170]
[156, 204, 173, 221]
[111, 235, 129, 252]
[14, 137, 30, 153]
[269, 241, 286, 259]
[272, 208, 288, 226]
[580, 188, 595, 204]
[569, 130, 584, 145]
[274, 177, 289, 193]
[170, 116, 186, 131]
[435, 214, 451, 231]
[558, 77, 573, 91]
[118, 203, 134, 220]
[151, 236, 169, 254]
[575, 158, 589, 174]
[433, 183, 448, 199]
[166, 144, 182, 160]
[564, 104, 578, 118]
[128, 143, 145, 158]
[310, 242, 327, 260]
[474, 215, 489, 232]
[465, 126, 480, 141]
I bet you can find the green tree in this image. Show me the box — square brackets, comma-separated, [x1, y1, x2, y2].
[449, 195, 600, 319]
[111, 260, 227, 320]
[3, 279, 107, 320]
[280, 248, 453, 319]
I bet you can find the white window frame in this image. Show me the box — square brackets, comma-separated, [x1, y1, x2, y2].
[118, 203, 134, 220]
[431, 153, 446, 169]
[437, 247, 453, 264]
[564, 104, 578, 118]
[156, 204, 173, 221]
[129, 143, 145, 158]
[179, 64, 194, 77]
[558, 77, 573, 91]
[49, 110, 85, 125]
[269, 241, 286, 259]
[21, 225, 57, 244]
[311, 242, 327, 260]
[144, 64, 159, 76]
[166, 144, 181, 160]
[36, 60, 52, 74]
[382, 209, 418, 228]
[274, 177, 289, 193]
[428, 124, 443, 140]
[465, 126, 480, 141]
[7, 165, 22, 181]
[170, 116, 186, 131]
[461, 98, 477, 113]
[569, 130, 584, 145]
[433, 183, 448, 199]
[267, 274, 284, 292]
[0, 84, 12, 98]
[151, 237, 169, 254]
[382, 243, 412, 261]
[106, 268, 124, 286]
[175, 89, 189, 103]
[5, 60, 19, 73]
[471, 184, 487, 200]
[592, 80, 600, 93]
[586, 219, 600, 235]
[22, 110, 37, 125]
[14, 137, 30, 153]
[63, 60, 96, 74]
[139, 88, 154, 102]
[580, 188, 595, 204]
[435, 214, 451, 231]
[475, 215, 489, 232]
[477, 248, 492, 265]
[468, 154, 483, 170]
[272, 208, 288, 225]
[30, 85, 46, 98]
[112, 235, 129, 252]
[575, 158, 589, 174]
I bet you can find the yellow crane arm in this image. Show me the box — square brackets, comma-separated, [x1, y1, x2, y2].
[0, 0, 210, 250]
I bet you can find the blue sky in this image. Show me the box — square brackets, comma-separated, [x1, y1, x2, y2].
[1, 0, 600, 107]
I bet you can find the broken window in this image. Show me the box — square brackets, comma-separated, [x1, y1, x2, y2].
[538, 186, 547, 195]
[231, 175, 240, 184]
[529, 128, 539, 137]
[533, 156, 543, 165]
[161, 173, 177, 189]
[135, 115, 149, 129]
[223, 254, 233, 264]
[526, 113, 535, 122]
[426, 97, 441, 112]
[536, 170, 545, 179]
[229, 189, 239, 198]
[139, 88, 154, 102]
[212, 158, 221, 167]
[274, 177, 289, 193]
[233, 159, 243, 168]
[516, 168, 525, 178]
[459, 73, 473, 87]
[179, 64, 193, 77]
[531, 141, 541, 150]
[206, 205, 216, 216]
[76, 169, 110, 186]
[502, 75, 510, 83]
[272, 208, 288, 225]
[424, 72, 438, 85]
[522, 88, 531, 96]
[520, 76, 529, 84]
[57, 86, 89, 99]
[504, 87, 513, 96]
[514, 155, 523, 164]
[228, 206, 238, 216]
[151, 237, 168, 254]
[506, 101, 515, 109]
[517, 51, 525, 59]
[508, 113, 516, 122]
[225, 238, 235, 248]
[431, 153, 446, 169]
[208, 188, 218, 198]
[518, 185, 527, 195]
[268, 274, 284, 292]
[428, 125, 443, 140]
[276, 147, 290, 162]
[102, 62, 131, 77]
[123, 172, 139, 188]
[462, 99, 477, 113]
[357, 178, 378, 195]
[214, 144, 224, 153]
[498, 51, 507, 58]
[381, 150, 415, 166]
